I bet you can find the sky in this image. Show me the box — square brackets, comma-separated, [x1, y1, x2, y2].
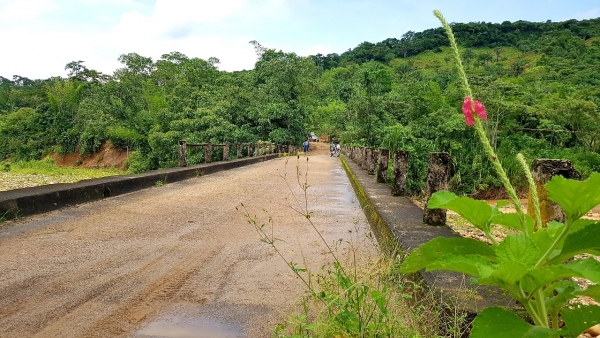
[1, 0, 599, 80]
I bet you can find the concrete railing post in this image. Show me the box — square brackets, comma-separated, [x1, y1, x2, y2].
[367, 148, 377, 175]
[223, 142, 230, 161]
[236, 143, 242, 159]
[391, 150, 409, 196]
[205, 142, 213, 163]
[255, 142, 260, 156]
[376, 149, 390, 183]
[178, 140, 187, 167]
[362, 148, 369, 170]
[423, 152, 452, 226]
[529, 159, 581, 227]
[262, 142, 267, 156]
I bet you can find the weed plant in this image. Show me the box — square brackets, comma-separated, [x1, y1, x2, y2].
[240, 156, 461, 337]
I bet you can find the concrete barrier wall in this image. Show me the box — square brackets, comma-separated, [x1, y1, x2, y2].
[0, 154, 280, 220]
[340, 154, 515, 334]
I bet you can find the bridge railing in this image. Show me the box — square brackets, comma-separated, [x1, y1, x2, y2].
[178, 141, 300, 167]
[342, 146, 580, 226]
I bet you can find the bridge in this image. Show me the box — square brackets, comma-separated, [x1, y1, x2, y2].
[1, 139, 543, 337]
[0, 143, 380, 337]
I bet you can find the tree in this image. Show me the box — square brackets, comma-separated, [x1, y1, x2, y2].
[249, 41, 320, 144]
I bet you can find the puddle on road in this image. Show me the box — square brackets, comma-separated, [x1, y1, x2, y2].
[137, 315, 243, 338]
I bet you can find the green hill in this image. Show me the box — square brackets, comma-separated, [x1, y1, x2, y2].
[1, 17, 599, 195]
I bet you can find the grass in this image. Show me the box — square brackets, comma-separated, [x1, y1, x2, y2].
[0, 157, 122, 192]
[241, 156, 468, 337]
[271, 252, 452, 338]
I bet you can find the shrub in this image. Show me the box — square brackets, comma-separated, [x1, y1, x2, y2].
[123, 151, 153, 174]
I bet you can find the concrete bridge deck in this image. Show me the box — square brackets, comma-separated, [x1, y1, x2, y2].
[0, 152, 376, 337]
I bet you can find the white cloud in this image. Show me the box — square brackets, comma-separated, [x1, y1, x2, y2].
[0, 0, 297, 78]
[153, 0, 245, 25]
[571, 8, 600, 20]
[0, 0, 56, 21]
[305, 44, 331, 56]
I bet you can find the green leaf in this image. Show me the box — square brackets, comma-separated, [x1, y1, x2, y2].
[492, 213, 534, 233]
[577, 285, 600, 303]
[561, 305, 600, 337]
[531, 225, 564, 262]
[545, 280, 579, 310]
[490, 262, 528, 285]
[527, 265, 584, 294]
[478, 262, 528, 290]
[495, 200, 511, 208]
[336, 310, 360, 333]
[427, 191, 493, 232]
[427, 254, 493, 277]
[399, 237, 496, 273]
[427, 190, 459, 207]
[546, 172, 600, 222]
[557, 220, 600, 262]
[371, 290, 388, 315]
[496, 234, 540, 267]
[566, 258, 600, 283]
[471, 307, 558, 338]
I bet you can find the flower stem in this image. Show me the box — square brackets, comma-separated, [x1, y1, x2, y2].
[517, 153, 541, 233]
[434, 9, 527, 228]
[534, 289, 549, 327]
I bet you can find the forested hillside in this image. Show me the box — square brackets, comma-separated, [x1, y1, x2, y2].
[1, 17, 599, 195]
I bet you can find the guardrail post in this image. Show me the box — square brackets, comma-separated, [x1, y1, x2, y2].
[262, 142, 267, 156]
[367, 148, 377, 175]
[236, 143, 242, 159]
[205, 142, 213, 163]
[391, 150, 409, 196]
[361, 148, 369, 170]
[423, 152, 452, 226]
[178, 140, 187, 167]
[376, 149, 389, 183]
[223, 142, 230, 161]
[528, 159, 581, 227]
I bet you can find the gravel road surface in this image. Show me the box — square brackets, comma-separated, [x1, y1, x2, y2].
[0, 147, 375, 337]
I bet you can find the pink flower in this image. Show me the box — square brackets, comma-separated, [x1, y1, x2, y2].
[461, 97, 487, 126]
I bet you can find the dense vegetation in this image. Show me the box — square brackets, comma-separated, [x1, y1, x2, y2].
[1, 18, 599, 194]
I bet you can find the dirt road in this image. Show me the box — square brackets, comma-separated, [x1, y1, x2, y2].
[0, 148, 375, 337]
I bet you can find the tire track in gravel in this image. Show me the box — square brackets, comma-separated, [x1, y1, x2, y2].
[0, 154, 376, 337]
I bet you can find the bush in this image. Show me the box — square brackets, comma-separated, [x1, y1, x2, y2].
[107, 126, 147, 150]
[148, 130, 181, 168]
[123, 151, 153, 174]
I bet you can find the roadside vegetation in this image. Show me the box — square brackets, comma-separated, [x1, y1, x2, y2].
[0, 157, 121, 191]
[2, 9, 600, 336]
[240, 157, 461, 337]
[2, 16, 599, 195]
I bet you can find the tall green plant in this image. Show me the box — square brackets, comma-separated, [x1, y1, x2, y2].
[400, 10, 600, 337]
